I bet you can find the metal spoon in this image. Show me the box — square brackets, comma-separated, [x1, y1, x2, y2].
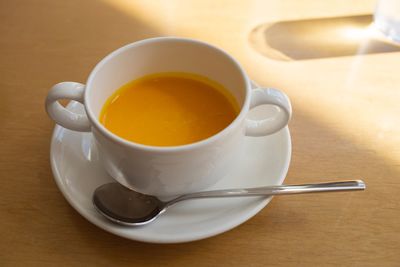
[93, 180, 365, 226]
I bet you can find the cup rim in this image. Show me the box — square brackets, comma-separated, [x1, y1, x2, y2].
[84, 37, 251, 152]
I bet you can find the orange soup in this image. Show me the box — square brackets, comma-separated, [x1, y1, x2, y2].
[100, 72, 239, 146]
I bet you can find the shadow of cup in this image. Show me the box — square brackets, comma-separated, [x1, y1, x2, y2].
[249, 15, 400, 61]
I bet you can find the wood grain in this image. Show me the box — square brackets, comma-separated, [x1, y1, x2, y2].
[1, 0, 399, 266]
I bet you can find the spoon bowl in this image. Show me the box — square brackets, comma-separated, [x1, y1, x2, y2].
[93, 183, 165, 225]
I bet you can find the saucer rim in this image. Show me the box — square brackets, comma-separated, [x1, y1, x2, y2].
[50, 103, 291, 243]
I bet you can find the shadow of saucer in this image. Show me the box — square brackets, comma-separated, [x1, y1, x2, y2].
[249, 15, 400, 61]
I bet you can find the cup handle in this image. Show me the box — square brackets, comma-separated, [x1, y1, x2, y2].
[245, 88, 292, 136]
[45, 82, 91, 132]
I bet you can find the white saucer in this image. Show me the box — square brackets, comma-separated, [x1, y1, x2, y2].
[50, 101, 291, 243]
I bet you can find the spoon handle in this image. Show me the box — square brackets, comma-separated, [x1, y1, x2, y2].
[169, 180, 365, 204]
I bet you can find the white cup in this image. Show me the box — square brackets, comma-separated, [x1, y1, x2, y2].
[45, 37, 291, 197]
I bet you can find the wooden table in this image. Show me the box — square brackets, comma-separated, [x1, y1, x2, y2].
[1, 0, 399, 266]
